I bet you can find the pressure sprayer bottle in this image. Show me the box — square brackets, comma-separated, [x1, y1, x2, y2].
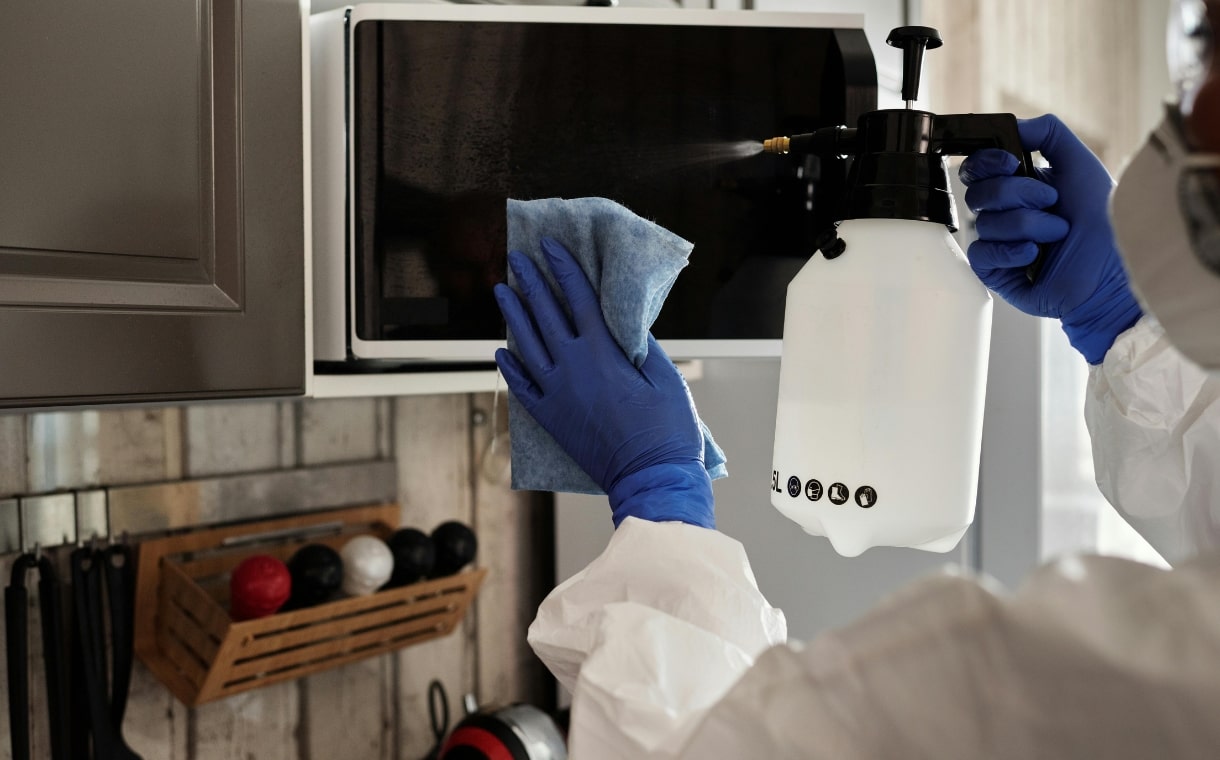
[765, 26, 1041, 557]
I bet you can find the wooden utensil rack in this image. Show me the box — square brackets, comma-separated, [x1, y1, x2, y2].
[134, 504, 485, 706]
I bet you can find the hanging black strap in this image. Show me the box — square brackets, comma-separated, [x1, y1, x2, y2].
[6, 553, 71, 760]
[105, 545, 134, 726]
[37, 555, 71, 760]
[72, 547, 117, 760]
[104, 544, 143, 760]
[6, 555, 36, 760]
[69, 592, 91, 760]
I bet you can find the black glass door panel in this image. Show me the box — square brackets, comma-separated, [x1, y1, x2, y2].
[354, 19, 875, 343]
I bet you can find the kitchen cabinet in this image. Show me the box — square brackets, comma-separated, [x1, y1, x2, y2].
[0, 0, 306, 408]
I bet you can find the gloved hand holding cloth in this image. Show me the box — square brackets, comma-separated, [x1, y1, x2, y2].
[494, 199, 721, 529]
[959, 114, 1143, 363]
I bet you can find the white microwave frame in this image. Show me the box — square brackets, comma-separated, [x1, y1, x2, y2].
[311, 3, 864, 363]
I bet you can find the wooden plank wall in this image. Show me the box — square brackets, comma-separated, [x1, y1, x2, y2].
[0, 394, 552, 760]
[914, 0, 1167, 565]
[921, 0, 1146, 171]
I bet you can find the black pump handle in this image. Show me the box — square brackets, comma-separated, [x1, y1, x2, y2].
[933, 113, 1047, 282]
[932, 113, 1035, 174]
[886, 26, 943, 103]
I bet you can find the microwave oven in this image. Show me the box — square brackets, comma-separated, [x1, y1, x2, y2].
[310, 3, 876, 366]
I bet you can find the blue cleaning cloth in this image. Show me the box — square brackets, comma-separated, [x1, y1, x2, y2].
[505, 197, 728, 495]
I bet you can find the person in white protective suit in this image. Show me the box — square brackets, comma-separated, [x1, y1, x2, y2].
[489, 1, 1220, 757]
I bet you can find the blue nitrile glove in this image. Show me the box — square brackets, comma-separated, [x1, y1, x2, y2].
[959, 114, 1142, 364]
[493, 237, 715, 530]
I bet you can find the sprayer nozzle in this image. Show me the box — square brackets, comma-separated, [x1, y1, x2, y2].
[762, 136, 790, 155]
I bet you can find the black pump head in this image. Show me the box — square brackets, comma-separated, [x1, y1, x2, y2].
[764, 26, 1035, 231]
[761, 26, 1046, 277]
[885, 26, 943, 103]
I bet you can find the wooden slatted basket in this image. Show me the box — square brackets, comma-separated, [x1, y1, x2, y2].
[134, 504, 485, 706]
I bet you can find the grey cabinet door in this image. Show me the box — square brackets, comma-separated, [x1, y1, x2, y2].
[0, 0, 305, 407]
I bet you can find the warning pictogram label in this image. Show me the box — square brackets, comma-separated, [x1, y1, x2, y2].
[786, 476, 801, 498]
[828, 483, 849, 505]
[855, 486, 877, 508]
[805, 479, 823, 501]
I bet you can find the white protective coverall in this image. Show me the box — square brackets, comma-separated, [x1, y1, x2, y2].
[529, 316, 1220, 759]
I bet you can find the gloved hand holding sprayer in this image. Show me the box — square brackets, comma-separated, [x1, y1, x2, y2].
[960, 114, 1143, 365]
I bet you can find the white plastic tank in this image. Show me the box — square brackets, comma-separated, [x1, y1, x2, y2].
[770, 217, 993, 556]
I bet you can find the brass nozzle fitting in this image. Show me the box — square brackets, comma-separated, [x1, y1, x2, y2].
[762, 136, 790, 155]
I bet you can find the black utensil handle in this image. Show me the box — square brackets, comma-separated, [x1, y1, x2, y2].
[105, 545, 135, 724]
[72, 548, 117, 759]
[6, 578, 31, 760]
[37, 557, 71, 760]
[104, 544, 145, 760]
[85, 552, 110, 698]
[422, 679, 450, 760]
[69, 593, 92, 760]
